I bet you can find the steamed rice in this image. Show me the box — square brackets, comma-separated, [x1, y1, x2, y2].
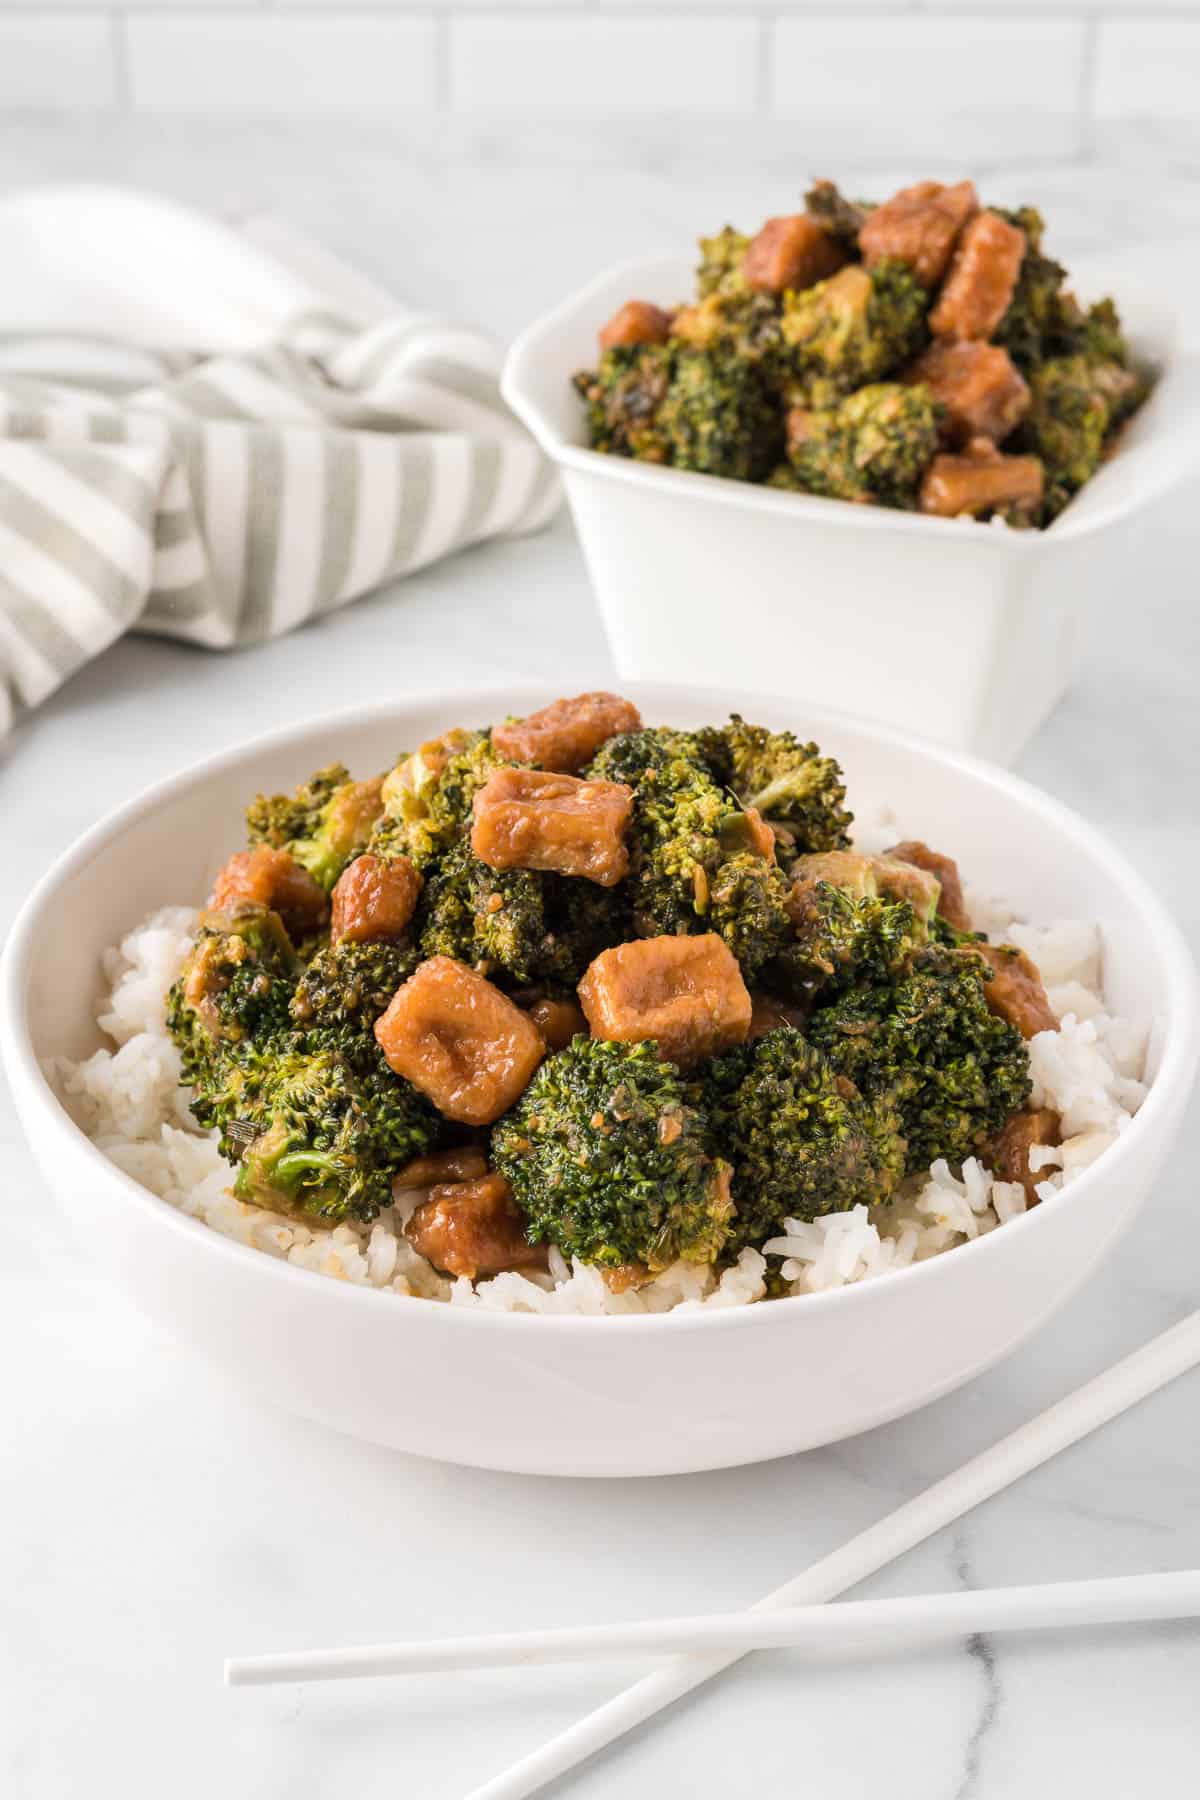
[50, 892, 1148, 1317]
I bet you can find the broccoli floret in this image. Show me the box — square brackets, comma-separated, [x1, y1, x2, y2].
[706, 851, 795, 980]
[586, 725, 707, 788]
[992, 208, 1070, 373]
[246, 764, 384, 892]
[491, 1038, 732, 1272]
[166, 904, 299, 1101]
[696, 715, 853, 856]
[787, 382, 940, 509]
[708, 1027, 906, 1244]
[804, 180, 872, 251]
[993, 210, 1140, 399]
[414, 840, 623, 990]
[624, 746, 733, 938]
[291, 935, 421, 1033]
[807, 948, 1031, 1174]
[167, 904, 439, 1215]
[697, 226, 750, 297]
[781, 881, 925, 999]
[602, 734, 792, 979]
[573, 344, 674, 462]
[416, 840, 559, 985]
[371, 729, 513, 871]
[551, 877, 633, 985]
[659, 346, 783, 482]
[232, 1042, 439, 1224]
[781, 261, 928, 406]
[1017, 355, 1115, 521]
[1077, 296, 1128, 368]
[672, 289, 785, 369]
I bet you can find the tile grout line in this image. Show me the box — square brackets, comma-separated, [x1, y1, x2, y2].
[435, 7, 452, 112]
[111, 6, 131, 112]
[13, 4, 1200, 15]
[756, 10, 773, 116]
[1077, 12, 1101, 160]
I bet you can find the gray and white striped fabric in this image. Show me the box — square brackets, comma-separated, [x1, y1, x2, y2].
[0, 309, 560, 735]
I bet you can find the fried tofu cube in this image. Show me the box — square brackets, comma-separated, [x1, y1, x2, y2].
[748, 992, 811, 1040]
[903, 340, 1030, 445]
[886, 839, 971, 932]
[471, 768, 633, 887]
[969, 943, 1057, 1039]
[743, 214, 846, 295]
[987, 1106, 1062, 1205]
[406, 1172, 548, 1280]
[859, 180, 978, 288]
[374, 956, 545, 1125]
[578, 934, 752, 1069]
[788, 850, 879, 901]
[526, 995, 588, 1051]
[930, 210, 1026, 342]
[209, 845, 328, 939]
[330, 852, 422, 946]
[871, 854, 942, 926]
[920, 440, 1044, 521]
[491, 692, 643, 773]
[599, 300, 673, 351]
[393, 1145, 490, 1191]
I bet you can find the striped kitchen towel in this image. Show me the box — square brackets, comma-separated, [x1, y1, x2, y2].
[0, 186, 561, 737]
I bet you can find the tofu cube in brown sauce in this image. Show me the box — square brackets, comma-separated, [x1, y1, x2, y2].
[374, 956, 545, 1126]
[471, 767, 633, 887]
[929, 210, 1026, 342]
[330, 852, 422, 945]
[406, 1173, 547, 1280]
[886, 839, 971, 932]
[859, 179, 978, 288]
[902, 340, 1030, 446]
[491, 691, 642, 773]
[919, 439, 1044, 521]
[742, 214, 846, 295]
[598, 301, 673, 351]
[393, 1146, 490, 1193]
[579, 934, 752, 1070]
[970, 943, 1058, 1040]
[526, 995, 589, 1052]
[209, 844, 328, 939]
[987, 1106, 1062, 1206]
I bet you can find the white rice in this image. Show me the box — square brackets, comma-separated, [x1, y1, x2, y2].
[50, 894, 1147, 1316]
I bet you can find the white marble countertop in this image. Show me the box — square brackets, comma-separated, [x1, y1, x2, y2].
[2, 117, 1199, 1800]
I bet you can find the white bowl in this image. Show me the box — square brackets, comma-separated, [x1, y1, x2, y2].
[3, 684, 1197, 1478]
[503, 254, 1200, 766]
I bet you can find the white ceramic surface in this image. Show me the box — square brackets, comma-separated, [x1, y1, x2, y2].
[3, 682, 1196, 1479]
[503, 254, 1200, 767]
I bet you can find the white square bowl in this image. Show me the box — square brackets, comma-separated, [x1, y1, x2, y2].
[503, 253, 1199, 765]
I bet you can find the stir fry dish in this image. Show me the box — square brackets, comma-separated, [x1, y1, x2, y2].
[164, 692, 1064, 1294]
[574, 179, 1148, 526]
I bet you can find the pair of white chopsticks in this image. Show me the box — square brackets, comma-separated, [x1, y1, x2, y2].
[227, 1310, 1200, 1800]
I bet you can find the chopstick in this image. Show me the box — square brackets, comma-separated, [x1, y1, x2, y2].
[462, 1309, 1200, 1800]
[225, 1570, 1200, 1687]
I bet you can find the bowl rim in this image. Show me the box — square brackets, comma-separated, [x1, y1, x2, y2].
[3, 681, 1198, 1336]
[501, 247, 1195, 547]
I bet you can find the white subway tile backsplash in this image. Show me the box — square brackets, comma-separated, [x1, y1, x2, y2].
[769, 16, 1087, 158]
[0, 16, 116, 107]
[1094, 20, 1200, 117]
[0, 7, 1191, 141]
[126, 14, 438, 111]
[449, 14, 761, 112]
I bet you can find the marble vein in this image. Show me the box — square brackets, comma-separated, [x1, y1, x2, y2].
[952, 1535, 1003, 1800]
